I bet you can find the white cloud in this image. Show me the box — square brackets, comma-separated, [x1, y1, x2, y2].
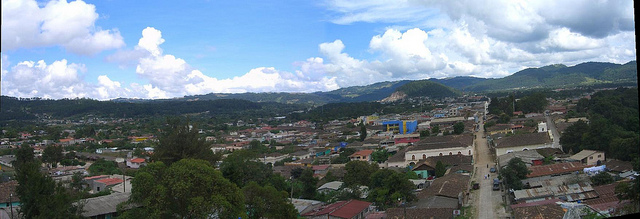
[1, 0, 124, 55]
[320, 0, 635, 79]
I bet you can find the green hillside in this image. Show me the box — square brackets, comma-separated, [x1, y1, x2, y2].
[466, 61, 637, 91]
[395, 80, 462, 98]
[428, 76, 488, 91]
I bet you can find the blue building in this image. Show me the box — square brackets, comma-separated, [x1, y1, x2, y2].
[382, 120, 418, 134]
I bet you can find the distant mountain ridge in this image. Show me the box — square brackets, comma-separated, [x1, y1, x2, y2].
[463, 61, 637, 91]
[29, 60, 637, 105]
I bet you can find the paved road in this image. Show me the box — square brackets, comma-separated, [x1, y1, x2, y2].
[472, 114, 509, 219]
[545, 114, 562, 149]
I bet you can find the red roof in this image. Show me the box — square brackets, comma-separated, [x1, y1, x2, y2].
[349, 149, 374, 158]
[95, 178, 124, 186]
[312, 164, 330, 171]
[130, 158, 146, 163]
[84, 175, 109, 180]
[330, 200, 372, 219]
[302, 199, 372, 218]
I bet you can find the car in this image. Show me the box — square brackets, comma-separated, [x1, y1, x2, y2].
[490, 167, 496, 173]
[493, 178, 500, 191]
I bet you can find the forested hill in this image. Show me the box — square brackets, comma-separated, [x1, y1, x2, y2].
[463, 61, 637, 91]
[0, 97, 305, 122]
[394, 80, 462, 98]
[183, 80, 411, 104]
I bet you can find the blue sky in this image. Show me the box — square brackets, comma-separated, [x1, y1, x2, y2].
[1, 0, 636, 99]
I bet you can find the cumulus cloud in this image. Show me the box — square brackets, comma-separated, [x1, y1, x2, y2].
[321, 0, 636, 78]
[104, 27, 341, 98]
[1, 0, 124, 55]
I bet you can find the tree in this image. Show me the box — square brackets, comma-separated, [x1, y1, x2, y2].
[14, 145, 83, 218]
[435, 161, 446, 177]
[431, 126, 440, 135]
[220, 150, 272, 188]
[331, 148, 357, 164]
[560, 120, 589, 153]
[359, 123, 367, 141]
[42, 145, 64, 167]
[500, 158, 531, 190]
[590, 172, 614, 186]
[453, 122, 465, 135]
[88, 159, 122, 175]
[367, 169, 416, 210]
[420, 129, 430, 137]
[371, 149, 389, 163]
[123, 159, 245, 218]
[297, 168, 318, 199]
[152, 117, 221, 166]
[343, 160, 379, 187]
[242, 182, 297, 219]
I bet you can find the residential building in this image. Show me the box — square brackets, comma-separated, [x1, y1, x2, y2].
[301, 199, 373, 219]
[0, 181, 19, 208]
[317, 181, 343, 194]
[126, 158, 146, 169]
[568, 150, 605, 166]
[79, 192, 132, 219]
[349, 149, 374, 162]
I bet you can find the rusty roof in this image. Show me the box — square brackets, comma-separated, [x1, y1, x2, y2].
[0, 181, 19, 203]
[386, 207, 455, 219]
[512, 203, 565, 219]
[527, 162, 593, 178]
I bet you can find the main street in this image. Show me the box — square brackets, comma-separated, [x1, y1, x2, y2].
[471, 113, 509, 219]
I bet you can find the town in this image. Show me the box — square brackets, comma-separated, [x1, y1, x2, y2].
[0, 87, 638, 219]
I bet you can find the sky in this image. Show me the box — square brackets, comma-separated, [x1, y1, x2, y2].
[1, 0, 636, 100]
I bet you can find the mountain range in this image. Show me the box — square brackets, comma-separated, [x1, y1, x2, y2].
[179, 61, 636, 104]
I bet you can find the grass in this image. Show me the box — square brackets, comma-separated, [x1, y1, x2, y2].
[455, 205, 474, 219]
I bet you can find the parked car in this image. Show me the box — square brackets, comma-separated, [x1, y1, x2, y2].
[490, 167, 496, 173]
[492, 178, 500, 191]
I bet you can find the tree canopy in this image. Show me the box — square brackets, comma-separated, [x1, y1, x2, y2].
[124, 159, 245, 218]
[343, 161, 379, 187]
[152, 117, 221, 166]
[500, 157, 531, 190]
[242, 182, 297, 219]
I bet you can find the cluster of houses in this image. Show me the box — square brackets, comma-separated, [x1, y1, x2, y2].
[497, 148, 637, 218]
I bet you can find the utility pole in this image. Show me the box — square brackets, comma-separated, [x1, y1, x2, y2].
[10, 193, 14, 219]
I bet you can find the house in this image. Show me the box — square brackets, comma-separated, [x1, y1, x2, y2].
[512, 182, 596, 203]
[317, 181, 344, 194]
[301, 199, 373, 219]
[259, 153, 290, 166]
[126, 158, 146, 169]
[349, 150, 374, 162]
[417, 173, 470, 206]
[290, 198, 325, 215]
[313, 165, 330, 176]
[79, 192, 132, 219]
[84, 176, 124, 193]
[411, 155, 473, 179]
[568, 150, 605, 166]
[584, 182, 631, 215]
[497, 150, 545, 169]
[511, 202, 566, 219]
[526, 162, 593, 178]
[493, 132, 553, 156]
[386, 207, 455, 219]
[0, 181, 20, 208]
[393, 134, 420, 145]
